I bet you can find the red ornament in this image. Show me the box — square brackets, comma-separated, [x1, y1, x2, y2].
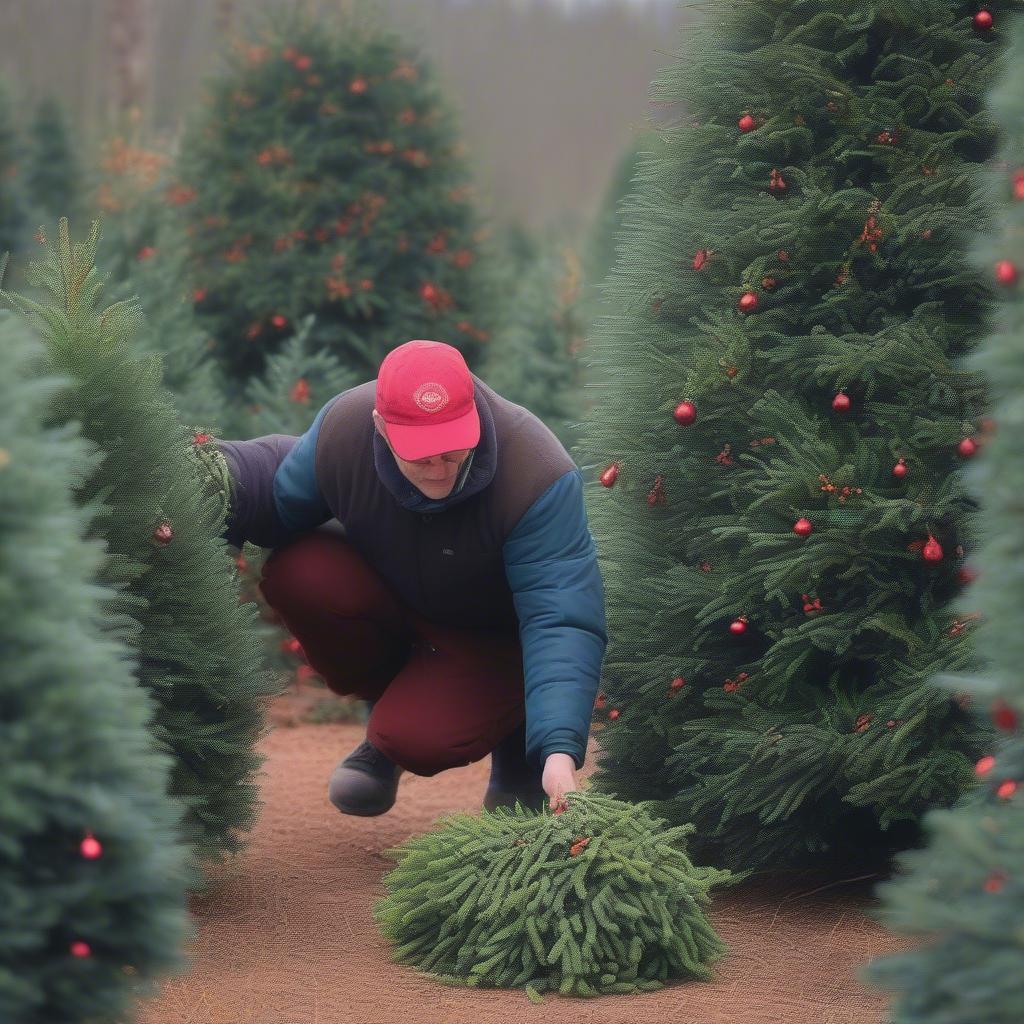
[235, 554, 248, 572]
[922, 535, 943, 562]
[193, 432, 211, 445]
[673, 400, 697, 425]
[350, 77, 368, 94]
[832, 392, 851, 413]
[152, 522, 173, 546]
[294, 55, 312, 71]
[996, 260, 1019, 285]
[290, 378, 310, 403]
[992, 698, 1019, 732]
[608, 708, 620, 720]
[281, 637, 303, 655]
[892, 458, 908, 478]
[192, 287, 207, 303]
[693, 249, 709, 271]
[973, 9, 994, 29]
[1014, 170, 1024, 201]
[594, 692, 607, 709]
[778, 250, 790, 262]
[976, 755, 996, 776]
[271, 314, 288, 329]
[730, 616, 748, 635]
[958, 437, 978, 458]
[984, 871, 1007, 893]
[670, 676, 686, 691]
[552, 797, 569, 815]
[599, 462, 620, 488]
[738, 113, 756, 133]
[70, 941, 92, 958]
[737, 291, 759, 313]
[769, 168, 787, 192]
[996, 779, 1017, 800]
[793, 517, 812, 537]
[80, 834, 103, 859]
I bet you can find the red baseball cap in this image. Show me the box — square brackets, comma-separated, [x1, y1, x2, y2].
[375, 339, 480, 461]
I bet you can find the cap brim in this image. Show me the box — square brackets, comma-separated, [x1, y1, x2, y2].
[385, 403, 480, 462]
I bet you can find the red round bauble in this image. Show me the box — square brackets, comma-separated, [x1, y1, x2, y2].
[738, 114, 756, 133]
[976, 754, 996, 776]
[992, 698, 1019, 732]
[892, 458, 908, 478]
[922, 535, 943, 562]
[973, 9, 993, 29]
[271, 314, 287, 329]
[80, 834, 103, 859]
[793, 517, 813, 537]
[670, 676, 686, 691]
[599, 462, 620, 488]
[995, 259, 1019, 285]
[1014, 170, 1024, 201]
[608, 708, 620, 720]
[152, 522, 173, 545]
[730, 617, 748, 635]
[673, 400, 697, 425]
[737, 291, 759, 313]
[996, 779, 1017, 800]
[693, 249, 709, 271]
[70, 941, 92, 958]
[958, 437, 978, 458]
[832, 392, 851, 413]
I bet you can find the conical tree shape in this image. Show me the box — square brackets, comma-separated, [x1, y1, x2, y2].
[0, 314, 195, 1024]
[174, 2, 496, 401]
[576, 1, 1017, 871]
[481, 240, 588, 450]
[1, 219, 284, 881]
[102, 205, 228, 433]
[863, 18, 1024, 1021]
[24, 95, 82, 228]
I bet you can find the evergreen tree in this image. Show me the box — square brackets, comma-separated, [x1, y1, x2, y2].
[1, 220, 284, 881]
[174, 3, 496, 402]
[0, 313, 195, 1024]
[0, 81, 27, 260]
[576, 0, 1018, 872]
[103, 206, 228, 433]
[863, 18, 1024, 1021]
[24, 95, 81, 229]
[481, 240, 588, 450]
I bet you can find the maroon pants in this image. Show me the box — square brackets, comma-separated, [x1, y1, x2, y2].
[258, 527, 527, 777]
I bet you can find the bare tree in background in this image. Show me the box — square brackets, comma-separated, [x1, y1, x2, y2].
[107, 0, 151, 128]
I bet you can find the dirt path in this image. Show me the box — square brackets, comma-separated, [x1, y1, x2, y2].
[134, 690, 913, 1024]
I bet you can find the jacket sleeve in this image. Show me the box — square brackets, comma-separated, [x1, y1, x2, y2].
[502, 467, 608, 771]
[215, 397, 338, 548]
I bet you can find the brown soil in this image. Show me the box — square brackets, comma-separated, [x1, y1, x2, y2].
[134, 686, 914, 1024]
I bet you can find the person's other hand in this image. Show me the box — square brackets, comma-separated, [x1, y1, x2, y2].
[542, 752, 578, 810]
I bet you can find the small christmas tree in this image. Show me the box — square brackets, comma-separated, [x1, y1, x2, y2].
[1, 219, 284, 881]
[24, 95, 82, 229]
[576, 0, 1015, 871]
[174, 2, 496, 400]
[863, 18, 1024, 1021]
[0, 313, 195, 1023]
[374, 791, 739, 1001]
[481, 239, 588, 450]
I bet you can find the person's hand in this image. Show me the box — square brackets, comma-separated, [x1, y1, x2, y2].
[542, 752, 578, 810]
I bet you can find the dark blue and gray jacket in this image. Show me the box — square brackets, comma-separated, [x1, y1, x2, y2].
[215, 373, 607, 771]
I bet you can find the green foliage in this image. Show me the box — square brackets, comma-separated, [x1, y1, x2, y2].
[863, 16, 1024, 1022]
[576, 0, 1017, 871]
[0, 80, 27, 259]
[481, 240, 588, 450]
[374, 790, 740, 999]
[174, 3, 496, 399]
[24, 95, 81, 226]
[0, 313, 195, 1022]
[0, 219, 285, 881]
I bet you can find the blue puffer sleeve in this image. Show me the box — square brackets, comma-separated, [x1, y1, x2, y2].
[215, 396, 337, 547]
[502, 467, 608, 771]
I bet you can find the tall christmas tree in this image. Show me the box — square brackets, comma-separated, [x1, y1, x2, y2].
[863, 17, 1024, 1021]
[173, 2, 496, 402]
[480, 239, 588, 450]
[24, 95, 81, 229]
[576, 0, 1019, 871]
[0, 314, 195, 1024]
[0, 81, 26, 262]
[1, 220, 284, 880]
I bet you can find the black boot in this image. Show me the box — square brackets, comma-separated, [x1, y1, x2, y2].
[327, 697, 404, 816]
[483, 718, 546, 813]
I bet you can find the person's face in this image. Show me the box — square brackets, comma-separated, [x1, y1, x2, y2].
[372, 410, 473, 499]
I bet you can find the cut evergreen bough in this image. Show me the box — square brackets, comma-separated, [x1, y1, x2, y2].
[374, 790, 745, 1000]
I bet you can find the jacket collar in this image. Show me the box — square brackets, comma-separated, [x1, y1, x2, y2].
[372, 374, 498, 512]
